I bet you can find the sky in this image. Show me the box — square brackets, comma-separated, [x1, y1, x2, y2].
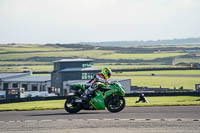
[0, 0, 200, 44]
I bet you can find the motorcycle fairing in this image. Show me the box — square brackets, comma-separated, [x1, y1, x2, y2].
[90, 90, 105, 110]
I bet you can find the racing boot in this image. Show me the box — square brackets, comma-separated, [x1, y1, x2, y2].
[81, 87, 93, 100]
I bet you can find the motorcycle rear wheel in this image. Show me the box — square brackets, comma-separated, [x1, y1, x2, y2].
[64, 96, 82, 113]
[106, 95, 126, 113]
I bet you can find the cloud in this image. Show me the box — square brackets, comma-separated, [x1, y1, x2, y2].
[0, 0, 200, 43]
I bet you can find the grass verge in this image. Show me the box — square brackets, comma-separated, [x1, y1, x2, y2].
[0, 96, 200, 111]
[126, 96, 200, 107]
[112, 75, 199, 90]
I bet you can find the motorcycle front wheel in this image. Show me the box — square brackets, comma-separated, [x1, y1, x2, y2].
[64, 96, 82, 113]
[106, 95, 126, 113]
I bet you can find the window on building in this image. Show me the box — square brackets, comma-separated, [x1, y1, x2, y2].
[3, 83, 9, 90]
[40, 85, 46, 92]
[82, 73, 95, 80]
[31, 84, 38, 91]
[82, 73, 87, 80]
[54, 63, 59, 70]
[12, 83, 18, 88]
[82, 63, 92, 68]
[88, 73, 94, 79]
[22, 84, 28, 91]
[48, 87, 59, 94]
[0, 82, 2, 90]
[48, 87, 52, 93]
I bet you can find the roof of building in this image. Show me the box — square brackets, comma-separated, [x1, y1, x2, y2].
[2, 75, 51, 82]
[60, 67, 101, 72]
[53, 59, 93, 63]
[0, 73, 29, 79]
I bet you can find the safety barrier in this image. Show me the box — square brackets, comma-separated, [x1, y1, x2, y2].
[0, 92, 200, 104]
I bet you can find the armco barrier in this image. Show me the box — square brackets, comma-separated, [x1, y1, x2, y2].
[0, 96, 68, 104]
[0, 92, 200, 104]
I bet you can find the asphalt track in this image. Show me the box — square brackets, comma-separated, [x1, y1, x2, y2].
[0, 106, 200, 133]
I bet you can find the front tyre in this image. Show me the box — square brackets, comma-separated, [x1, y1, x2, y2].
[64, 96, 82, 113]
[106, 95, 126, 113]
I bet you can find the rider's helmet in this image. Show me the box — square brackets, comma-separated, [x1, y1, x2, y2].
[101, 68, 112, 79]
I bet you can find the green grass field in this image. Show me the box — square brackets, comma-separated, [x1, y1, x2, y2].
[0, 44, 74, 52]
[0, 96, 199, 111]
[1, 44, 199, 73]
[113, 70, 200, 75]
[93, 63, 173, 69]
[173, 58, 200, 65]
[0, 50, 185, 61]
[0, 44, 200, 89]
[111, 70, 200, 89]
[113, 75, 199, 89]
[127, 96, 200, 107]
[96, 53, 187, 60]
[0, 44, 188, 72]
[0, 50, 113, 60]
[0, 61, 51, 65]
[0, 65, 53, 72]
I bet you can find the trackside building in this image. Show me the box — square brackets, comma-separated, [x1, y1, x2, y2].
[51, 59, 131, 96]
[0, 59, 131, 99]
[0, 72, 51, 99]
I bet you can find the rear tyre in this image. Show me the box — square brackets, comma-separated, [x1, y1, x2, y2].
[106, 95, 126, 113]
[64, 96, 82, 113]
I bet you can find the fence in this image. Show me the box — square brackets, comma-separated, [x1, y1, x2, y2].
[0, 92, 200, 104]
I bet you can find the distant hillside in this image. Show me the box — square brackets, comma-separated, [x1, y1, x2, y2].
[81, 37, 200, 47]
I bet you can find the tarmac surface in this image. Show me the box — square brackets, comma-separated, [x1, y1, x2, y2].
[0, 106, 200, 133]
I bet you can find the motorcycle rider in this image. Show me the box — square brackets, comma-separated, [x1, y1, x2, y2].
[82, 67, 112, 99]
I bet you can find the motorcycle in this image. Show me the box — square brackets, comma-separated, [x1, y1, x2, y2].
[64, 81, 126, 113]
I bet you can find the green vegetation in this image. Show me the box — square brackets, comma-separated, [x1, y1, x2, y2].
[0, 96, 199, 111]
[0, 65, 53, 72]
[0, 44, 74, 52]
[96, 53, 187, 60]
[127, 96, 200, 107]
[0, 44, 199, 111]
[113, 75, 199, 89]
[0, 44, 114, 72]
[93, 63, 173, 69]
[173, 58, 200, 65]
[113, 70, 200, 75]
[0, 44, 200, 72]
[0, 50, 113, 60]
[0, 61, 50, 65]
[0, 44, 199, 89]
[0, 100, 65, 111]
[111, 70, 200, 89]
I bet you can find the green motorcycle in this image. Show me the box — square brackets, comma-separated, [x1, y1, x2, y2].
[64, 81, 126, 113]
